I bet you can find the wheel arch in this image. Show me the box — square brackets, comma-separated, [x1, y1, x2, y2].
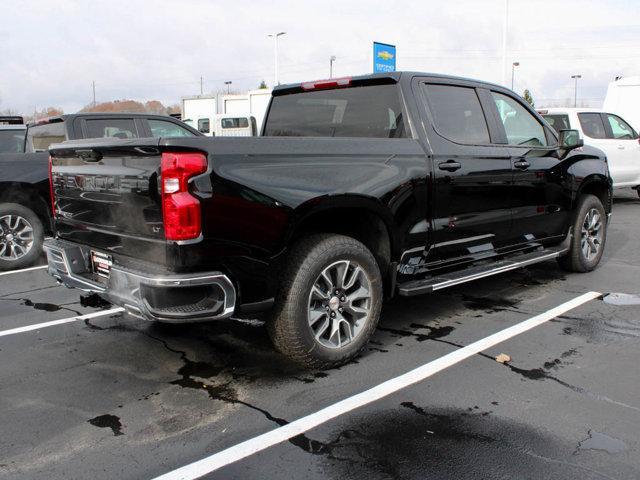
[0, 182, 52, 233]
[575, 174, 612, 214]
[287, 195, 400, 279]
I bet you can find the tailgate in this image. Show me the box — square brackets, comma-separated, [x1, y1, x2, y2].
[50, 138, 166, 262]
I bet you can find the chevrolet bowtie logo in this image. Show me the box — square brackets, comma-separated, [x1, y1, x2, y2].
[377, 50, 394, 61]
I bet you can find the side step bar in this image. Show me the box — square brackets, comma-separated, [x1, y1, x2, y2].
[398, 247, 567, 296]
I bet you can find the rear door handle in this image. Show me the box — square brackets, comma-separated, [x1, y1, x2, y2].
[618, 145, 626, 150]
[514, 160, 530, 170]
[438, 160, 462, 172]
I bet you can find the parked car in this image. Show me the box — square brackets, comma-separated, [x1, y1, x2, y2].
[45, 72, 612, 368]
[539, 108, 640, 195]
[0, 113, 201, 270]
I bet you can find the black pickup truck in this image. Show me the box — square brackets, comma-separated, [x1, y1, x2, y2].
[45, 72, 612, 367]
[0, 113, 200, 270]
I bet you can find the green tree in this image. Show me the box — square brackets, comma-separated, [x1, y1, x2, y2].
[523, 89, 535, 108]
[258, 80, 268, 89]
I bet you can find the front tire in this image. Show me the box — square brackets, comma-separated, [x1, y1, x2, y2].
[0, 203, 44, 271]
[558, 194, 607, 273]
[268, 234, 383, 369]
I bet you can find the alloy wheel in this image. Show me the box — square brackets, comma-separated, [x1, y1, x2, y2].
[0, 215, 35, 261]
[307, 260, 373, 349]
[580, 208, 603, 261]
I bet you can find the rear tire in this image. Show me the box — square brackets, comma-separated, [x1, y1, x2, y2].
[0, 203, 44, 271]
[268, 234, 383, 369]
[557, 194, 607, 273]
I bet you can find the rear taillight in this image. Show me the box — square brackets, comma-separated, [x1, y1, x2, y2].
[160, 152, 208, 241]
[48, 155, 55, 217]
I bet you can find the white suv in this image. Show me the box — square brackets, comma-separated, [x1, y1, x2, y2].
[539, 108, 640, 194]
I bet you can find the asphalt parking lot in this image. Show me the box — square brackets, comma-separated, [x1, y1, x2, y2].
[1, 191, 639, 480]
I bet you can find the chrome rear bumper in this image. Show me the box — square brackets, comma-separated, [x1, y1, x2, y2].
[43, 239, 236, 323]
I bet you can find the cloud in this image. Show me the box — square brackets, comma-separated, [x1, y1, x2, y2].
[1, 0, 638, 114]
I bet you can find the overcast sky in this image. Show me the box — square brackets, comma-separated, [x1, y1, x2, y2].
[1, 0, 639, 114]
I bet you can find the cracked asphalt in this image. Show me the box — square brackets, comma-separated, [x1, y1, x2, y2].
[1, 190, 639, 480]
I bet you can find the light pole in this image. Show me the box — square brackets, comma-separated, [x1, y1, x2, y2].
[330, 55, 336, 78]
[224, 81, 232, 94]
[571, 74, 582, 107]
[268, 32, 286, 85]
[511, 62, 519, 90]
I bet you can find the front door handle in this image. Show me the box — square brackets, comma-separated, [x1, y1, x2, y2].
[514, 160, 530, 170]
[438, 160, 462, 172]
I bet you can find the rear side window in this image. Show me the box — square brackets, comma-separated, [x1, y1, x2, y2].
[148, 119, 196, 138]
[578, 113, 607, 139]
[26, 121, 66, 151]
[221, 117, 249, 129]
[606, 114, 638, 140]
[85, 119, 138, 139]
[492, 92, 547, 146]
[422, 84, 490, 144]
[264, 84, 406, 138]
[0, 129, 26, 153]
[542, 114, 571, 133]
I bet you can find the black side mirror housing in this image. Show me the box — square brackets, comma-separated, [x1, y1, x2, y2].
[559, 129, 584, 149]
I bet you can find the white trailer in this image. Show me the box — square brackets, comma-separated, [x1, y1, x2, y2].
[181, 95, 218, 135]
[603, 76, 640, 132]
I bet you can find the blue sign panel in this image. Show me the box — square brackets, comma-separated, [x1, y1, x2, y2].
[373, 42, 396, 73]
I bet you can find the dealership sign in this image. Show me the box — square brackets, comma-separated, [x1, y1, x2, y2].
[373, 42, 396, 73]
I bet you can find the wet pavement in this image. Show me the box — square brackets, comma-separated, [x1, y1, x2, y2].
[0, 190, 639, 480]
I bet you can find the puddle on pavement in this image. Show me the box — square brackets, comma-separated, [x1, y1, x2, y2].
[461, 295, 521, 313]
[601, 293, 640, 306]
[88, 414, 124, 436]
[22, 299, 61, 312]
[577, 431, 627, 454]
[246, 404, 604, 480]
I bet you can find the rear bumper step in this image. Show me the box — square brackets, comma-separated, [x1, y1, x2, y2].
[398, 247, 567, 296]
[43, 239, 236, 323]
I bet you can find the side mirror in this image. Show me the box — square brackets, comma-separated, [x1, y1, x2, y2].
[559, 129, 583, 149]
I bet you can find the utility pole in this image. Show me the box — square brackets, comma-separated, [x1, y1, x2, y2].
[200, 76, 203, 95]
[571, 74, 582, 107]
[224, 81, 232, 94]
[330, 56, 336, 78]
[511, 62, 519, 90]
[501, 0, 509, 86]
[92, 80, 96, 107]
[268, 32, 286, 85]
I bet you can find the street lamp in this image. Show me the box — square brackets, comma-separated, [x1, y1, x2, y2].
[268, 32, 286, 86]
[571, 74, 582, 107]
[511, 61, 519, 90]
[224, 81, 232, 94]
[330, 56, 336, 78]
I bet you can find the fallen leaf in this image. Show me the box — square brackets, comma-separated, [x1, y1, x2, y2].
[495, 353, 511, 364]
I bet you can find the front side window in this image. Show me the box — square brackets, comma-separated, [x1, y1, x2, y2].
[85, 119, 138, 139]
[542, 114, 571, 134]
[264, 84, 406, 138]
[606, 114, 638, 140]
[26, 121, 66, 151]
[422, 84, 490, 144]
[578, 113, 607, 139]
[492, 92, 547, 146]
[197, 118, 210, 134]
[148, 119, 195, 138]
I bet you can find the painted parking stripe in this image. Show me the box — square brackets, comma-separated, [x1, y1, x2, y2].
[153, 291, 601, 480]
[0, 308, 124, 338]
[0, 265, 47, 277]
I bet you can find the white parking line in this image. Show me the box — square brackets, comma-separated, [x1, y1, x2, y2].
[153, 291, 601, 480]
[0, 265, 47, 277]
[0, 308, 125, 338]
